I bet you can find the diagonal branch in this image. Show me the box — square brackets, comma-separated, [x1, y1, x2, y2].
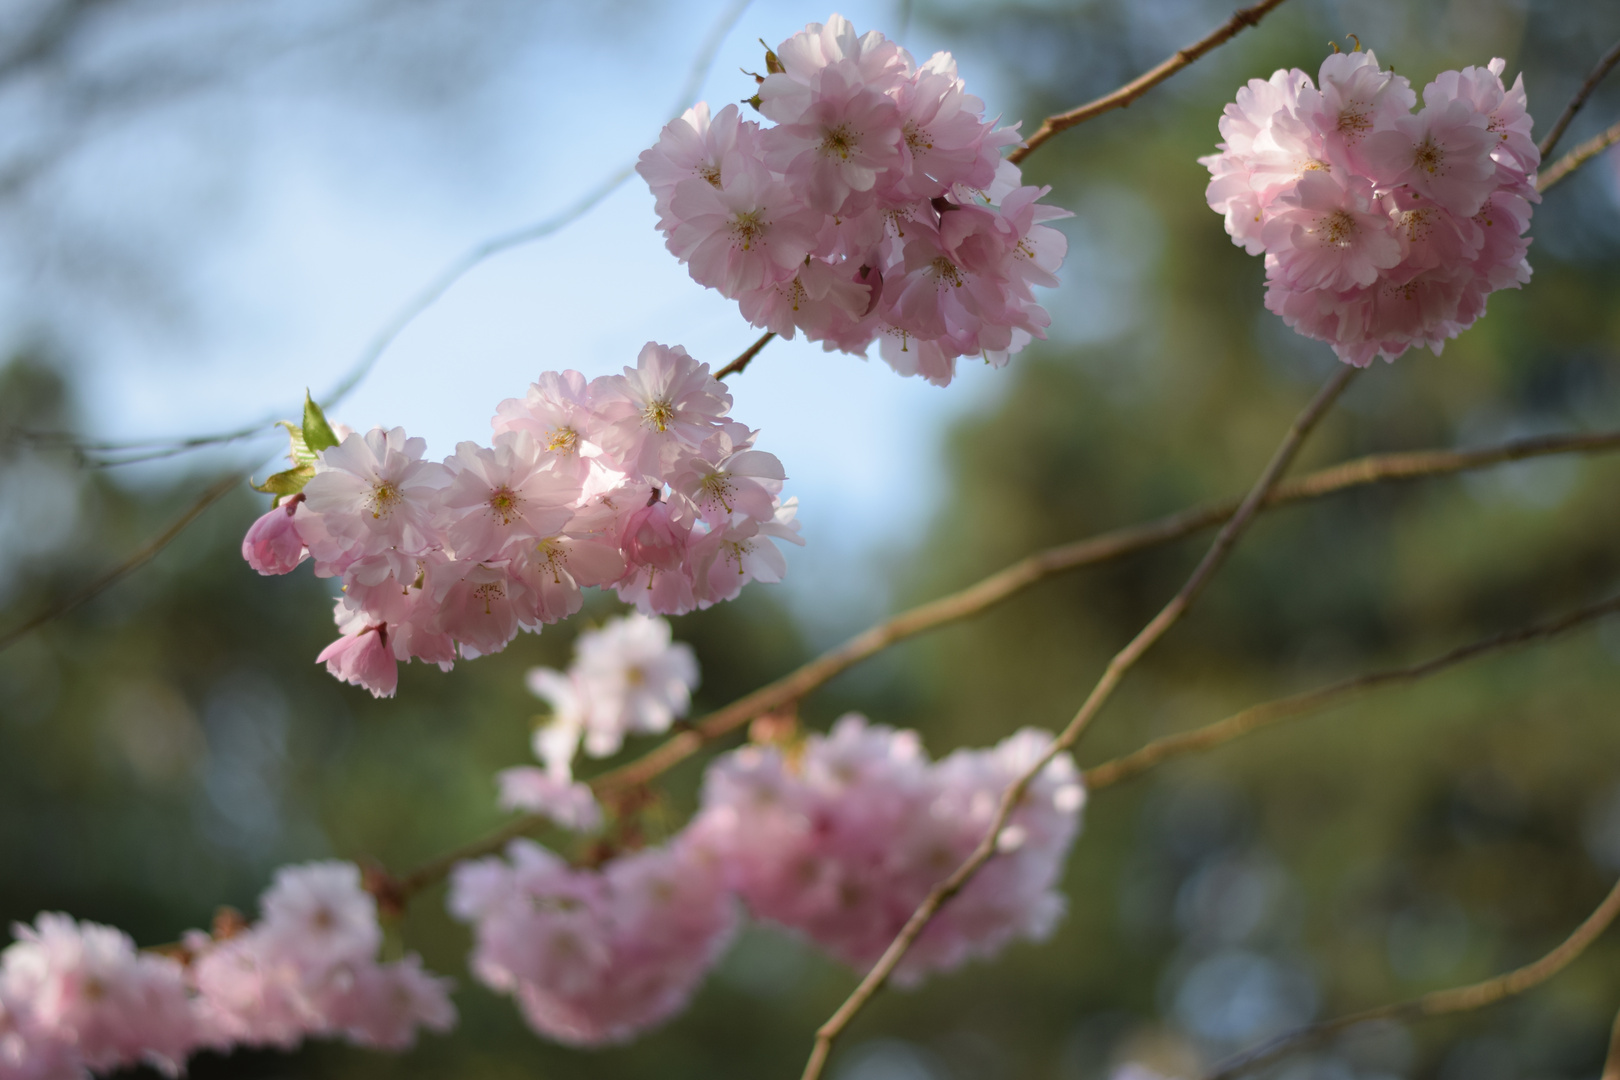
[715, 331, 775, 380]
[0, 470, 244, 654]
[1538, 118, 1620, 193]
[1204, 872, 1620, 1080]
[796, 365, 1360, 1080]
[1539, 36, 1620, 158]
[1008, 0, 1293, 165]
[387, 427, 1620, 897]
[1084, 591, 1620, 791]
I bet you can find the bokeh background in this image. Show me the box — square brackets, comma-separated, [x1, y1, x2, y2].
[4, 0, 1620, 1077]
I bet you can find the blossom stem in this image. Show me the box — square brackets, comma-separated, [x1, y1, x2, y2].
[1008, 0, 1294, 165]
[1538, 117, 1620, 193]
[386, 425, 1620, 898]
[714, 330, 776, 380]
[797, 365, 1360, 1080]
[1084, 590, 1620, 791]
[1538, 35, 1620, 158]
[1203, 872, 1620, 1080]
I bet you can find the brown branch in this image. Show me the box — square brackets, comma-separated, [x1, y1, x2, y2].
[1539, 36, 1620, 158]
[1538, 118, 1620, 193]
[387, 427, 1620, 898]
[714, 331, 776, 380]
[1084, 592, 1620, 791]
[798, 366, 1360, 1080]
[1007, 0, 1293, 165]
[1204, 873, 1620, 1080]
[1605, 1003, 1620, 1080]
[0, 470, 243, 654]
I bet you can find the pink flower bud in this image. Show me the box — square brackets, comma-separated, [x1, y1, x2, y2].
[241, 495, 308, 576]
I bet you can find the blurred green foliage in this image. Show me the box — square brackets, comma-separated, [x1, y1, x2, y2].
[5, 0, 1620, 1077]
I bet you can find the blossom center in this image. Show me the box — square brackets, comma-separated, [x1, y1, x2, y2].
[487, 487, 522, 526]
[698, 162, 722, 187]
[1337, 105, 1372, 140]
[701, 473, 736, 512]
[729, 210, 766, 250]
[546, 426, 579, 455]
[903, 121, 933, 153]
[1317, 209, 1358, 247]
[642, 397, 676, 432]
[366, 481, 402, 519]
[1413, 137, 1445, 175]
[819, 123, 857, 160]
[930, 255, 964, 287]
[474, 580, 506, 614]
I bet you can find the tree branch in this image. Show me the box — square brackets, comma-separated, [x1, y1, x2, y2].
[387, 426, 1620, 897]
[1084, 591, 1620, 791]
[1204, 873, 1620, 1080]
[1538, 117, 1620, 193]
[1539, 36, 1620, 158]
[797, 365, 1360, 1080]
[0, 471, 244, 654]
[714, 331, 775, 380]
[1007, 0, 1293, 165]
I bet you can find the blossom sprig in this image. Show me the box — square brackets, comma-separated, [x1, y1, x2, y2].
[637, 14, 1072, 387]
[0, 863, 454, 1077]
[1200, 49, 1538, 366]
[241, 344, 801, 699]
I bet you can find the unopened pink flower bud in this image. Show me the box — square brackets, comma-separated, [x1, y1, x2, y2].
[242, 495, 308, 575]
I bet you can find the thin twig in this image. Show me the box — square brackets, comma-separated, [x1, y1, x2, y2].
[1204, 873, 1620, 1080]
[388, 427, 1620, 896]
[1007, 0, 1292, 165]
[0, 471, 243, 653]
[797, 366, 1360, 1080]
[1084, 592, 1620, 791]
[715, 331, 776, 380]
[1539, 36, 1620, 158]
[1604, 1003, 1620, 1080]
[1538, 118, 1620, 193]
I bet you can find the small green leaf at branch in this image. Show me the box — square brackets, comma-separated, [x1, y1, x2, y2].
[302, 391, 341, 453]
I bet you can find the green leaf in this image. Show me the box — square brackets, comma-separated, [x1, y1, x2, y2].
[250, 463, 315, 506]
[302, 391, 340, 454]
[277, 421, 316, 467]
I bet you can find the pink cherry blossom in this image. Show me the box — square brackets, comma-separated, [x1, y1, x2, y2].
[302, 427, 450, 559]
[440, 433, 582, 563]
[666, 156, 822, 297]
[761, 60, 905, 214]
[241, 494, 308, 575]
[316, 624, 398, 699]
[1261, 170, 1402, 290]
[637, 103, 761, 231]
[496, 767, 603, 832]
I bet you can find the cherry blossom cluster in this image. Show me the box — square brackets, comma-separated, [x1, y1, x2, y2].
[448, 713, 1084, 1045]
[638, 14, 1071, 386]
[1200, 50, 1538, 366]
[496, 613, 698, 831]
[691, 714, 1085, 983]
[447, 834, 736, 1047]
[0, 863, 453, 1079]
[241, 343, 800, 698]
